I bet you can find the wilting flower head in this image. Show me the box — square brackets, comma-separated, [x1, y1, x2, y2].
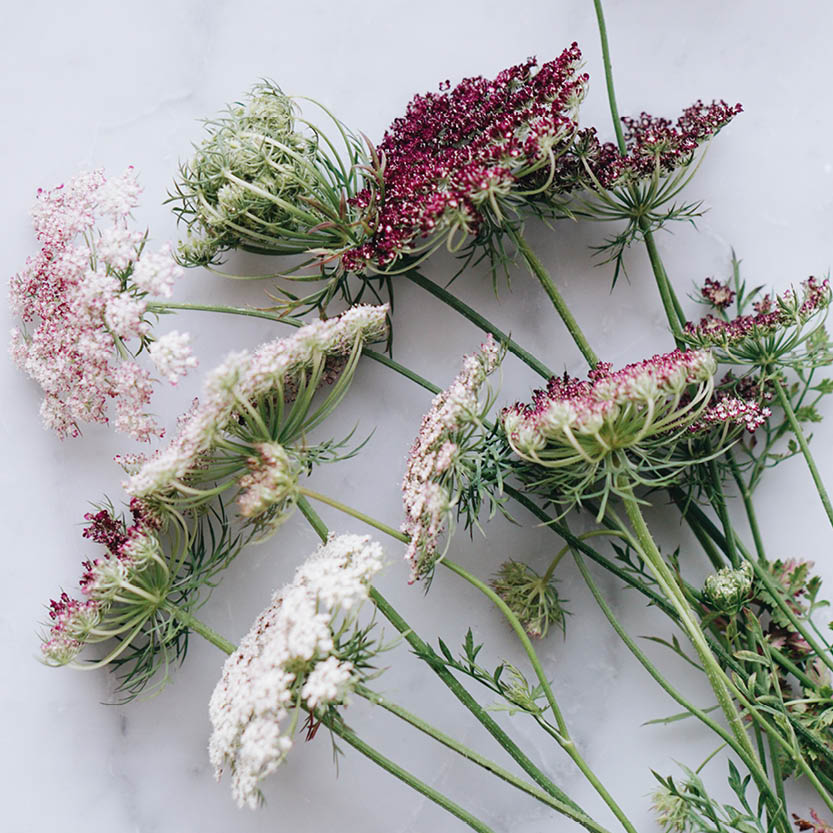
[9, 168, 195, 440]
[490, 560, 567, 639]
[172, 81, 366, 267]
[402, 336, 503, 580]
[704, 561, 754, 615]
[123, 304, 388, 518]
[344, 45, 588, 272]
[503, 349, 766, 513]
[208, 533, 385, 809]
[650, 782, 692, 833]
[39, 502, 165, 668]
[684, 277, 831, 370]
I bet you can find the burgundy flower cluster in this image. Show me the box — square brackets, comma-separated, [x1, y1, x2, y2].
[562, 100, 742, 192]
[41, 502, 161, 665]
[684, 277, 830, 347]
[701, 277, 735, 310]
[343, 44, 588, 271]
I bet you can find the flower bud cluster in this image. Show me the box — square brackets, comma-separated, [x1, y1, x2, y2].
[401, 336, 502, 580]
[703, 561, 753, 615]
[124, 304, 388, 504]
[9, 168, 196, 440]
[343, 45, 588, 271]
[172, 82, 362, 267]
[40, 503, 162, 666]
[208, 533, 385, 809]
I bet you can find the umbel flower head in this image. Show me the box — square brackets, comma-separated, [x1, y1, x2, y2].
[703, 561, 754, 615]
[208, 533, 385, 809]
[503, 349, 768, 515]
[9, 168, 196, 440]
[171, 81, 367, 268]
[490, 560, 567, 639]
[123, 304, 388, 530]
[684, 276, 831, 371]
[343, 44, 588, 273]
[401, 335, 504, 581]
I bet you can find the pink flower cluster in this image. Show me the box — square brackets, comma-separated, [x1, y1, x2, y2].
[689, 392, 771, 434]
[701, 277, 735, 310]
[343, 45, 587, 271]
[567, 100, 742, 190]
[40, 501, 160, 665]
[684, 277, 831, 347]
[9, 168, 195, 440]
[502, 350, 717, 459]
[402, 336, 501, 580]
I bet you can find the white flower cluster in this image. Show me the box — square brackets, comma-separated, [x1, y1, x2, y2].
[208, 533, 385, 809]
[401, 335, 501, 580]
[125, 304, 388, 499]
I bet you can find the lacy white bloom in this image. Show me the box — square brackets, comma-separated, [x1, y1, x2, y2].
[208, 534, 384, 809]
[9, 168, 193, 440]
[126, 304, 388, 499]
[149, 331, 198, 384]
[236, 442, 298, 519]
[402, 335, 501, 580]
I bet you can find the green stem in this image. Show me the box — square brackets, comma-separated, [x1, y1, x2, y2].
[640, 225, 686, 341]
[298, 487, 408, 542]
[162, 602, 236, 655]
[505, 226, 599, 366]
[322, 717, 498, 833]
[295, 495, 588, 815]
[148, 301, 442, 396]
[442, 558, 639, 833]
[620, 485, 758, 764]
[572, 551, 787, 830]
[591, 0, 626, 155]
[541, 530, 625, 584]
[708, 457, 740, 567]
[773, 376, 833, 530]
[726, 448, 767, 562]
[354, 685, 611, 833]
[404, 271, 553, 379]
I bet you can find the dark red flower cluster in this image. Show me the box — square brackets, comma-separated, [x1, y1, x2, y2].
[701, 277, 735, 309]
[684, 277, 830, 347]
[565, 99, 742, 191]
[343, 44, 588, 271]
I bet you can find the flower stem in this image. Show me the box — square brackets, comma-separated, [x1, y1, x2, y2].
[441, 557, 639, 833]
[572, 550, 788, 831]
[404, 270, 554, 379]
[321, 716, 497, 833]
[505, 226, 599, 366]
[591, 0, 626, 155]
[619, 484, 758, 763]
[726, 448, 767, 562]
[162, 602, 236, 655]
[297, 487, 408, 542]
[294, 495, 589, 815]
[773, 376, 833, 530]
[354, 684, 612, 833]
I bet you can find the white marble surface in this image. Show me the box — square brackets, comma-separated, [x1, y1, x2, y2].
[3, 1, 833, 830]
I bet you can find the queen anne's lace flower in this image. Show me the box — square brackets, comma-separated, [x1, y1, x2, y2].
[343, 46, 588, 271]
[148, 330, 198, 384]
[124, 304, 388, 503]
[402, 336, 501, 580]
[9, 168, 195, 440]
[208, 534, 385, 809]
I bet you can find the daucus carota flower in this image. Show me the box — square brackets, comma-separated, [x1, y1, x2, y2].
[9, 168, 195, 440]
[39, 503, 164, 668]
[148, 330, 198, 384]
[236, 441, 300, 525]
[490, 560, 567, 639]
[343, 45, 588, 272]
[703, 561, 753, 615]
[684, 277, 831, 369]
[701, 277, 735, 310]
[171, 81, 365, 267]
[124, 305, 388, 519]
[401, 335, 503, 580]
[208, 533, 385, 809]
[503, 350, 726, 512]
[794, 811, 833, 833]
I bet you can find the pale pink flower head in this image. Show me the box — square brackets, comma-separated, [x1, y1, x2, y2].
[10, 168, 195, 440]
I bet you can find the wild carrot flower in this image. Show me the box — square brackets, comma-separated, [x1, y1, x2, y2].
[171, 81, 365, 268]
[703, 562, 754, 615]
[208, 533, 385, 809]
[124, 305, 388, 523]
[794, 811, 833, 833]
[701, 277, 735, 310]
[401, 336, 503, 580]
[490, 560, 567, 639]
[503, 349, 768, 513]
[343, 45, 588, 272]
[683, 277, 831, 370]
[9, 168, 195, 440]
